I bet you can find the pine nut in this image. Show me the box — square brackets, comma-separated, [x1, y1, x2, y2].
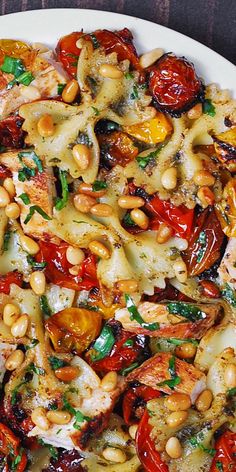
[20, 85, 41, 100]
[5, 202, 20, 219]
[195, 389, 213, 412]
[156, 223, 173, 244]
[20, 235, 40, 255]
[101, 371, 118, 392]
[0, 186, 10, 207]
[164, 393, 191, 412]
[55, 366, 79, 382]
[99, 64, 123, 79]
[166, 411, 188, 428]
[37, 114, 54, 137]
[78, 182, 107, 198]
[73, 194, 96, 213]
[3, 303, 20, 327]
[31, 407, 50, 431]
[62, 79, 79, 103]
[187, 103, 203, 120]
[90, 203, 113, 217]
[69, 265, 81, 275]
[102, 447, 126, 463]
[139, 48, 164, 68]
[11, 314, 29, 338]
[224, 363, 236, 388]
[5, 349, 24, 371]
[3, 178, 15, 198]
[117, 279, 138, 293]
[66, 246, 85, 265]
[29, 271, 46, 295]
[161, 167, 177, 190]
[118, 196, 145, 209]
[129, 424, 138, 440]
[165, 437, 182, 459]
[88, 240, 110, 260]
[130, 208, 149, 229]
[175, 342, 197, 359]
[193, 170, 215, 187]
[46, 410, 71, 425]
[173, 259, 188, 283]
[72, 144, 91, 171]
[221, 348, 235, 360]
[197, 186, 215, 207]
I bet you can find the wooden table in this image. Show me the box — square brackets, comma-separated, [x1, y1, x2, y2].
[1, 0, 235, 65]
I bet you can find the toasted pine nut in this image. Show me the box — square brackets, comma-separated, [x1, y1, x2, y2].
[46, 410, 71, 425]
[193, 170, 215, 187]
[5, 202, 20, 219]
[69, 265, 81, 275]
[3, 303, 20, 327]
[102, 447, 126, 463]
[37, 114, 54, 137]
[224, 363, 236, 388]
[62, 79, 79, 103]
[89, 240, 110, 260]
[165, 437, 182, 459]
[5, 349, 24, 371]
[73, 194, 96, 213]
[130, 208, 149, 229]
[164, 393, 191, 412]
[31, 407, 50, 431]
[117, 279, 138, 293]
[129, 424, 138, 440]
[197, 186, 215, 207]
[195, 389, 213, 412]
[161, 167, 177, 190]
[99, 64, 123, 79]
[55, 366, 79, 382]
[3, 178, 15, 198]
[72, 144, 91, 171]
[175, 342, 197, 359]
[66, 246, 85, 265]
[20, 235, 39, 255]
[118, 196, 145, 209]
[78, 182, 107, 198]
[156, 223, 173, 244]
[29, 271, 46, 295]
[166, 411, 188, 428]
[90, 203, 113, 217]
[139, 48, 164, 68]
[101, 371, 118, 392]
[20, 85, 41, 100]
[0, 186, 10, 207]
[173, 259, 188, 283]
[187, 103, 202, 119]
[11, 314, 29, 338]
[221, 348, 235, 360]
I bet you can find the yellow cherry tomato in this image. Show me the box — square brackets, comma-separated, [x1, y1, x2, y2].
[124, 113, 172, 145]
[0, 39, 36, 67]
[215, 178, 236, 237]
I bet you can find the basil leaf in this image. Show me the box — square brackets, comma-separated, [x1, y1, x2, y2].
[136, 148, 161, 169]
[18, 167, 36, 181]
[166, 302, 205, 322]
[19, 193, 30, 204]
[91, 325, 115, 361]
[57, 83, 66, 95]
[221, 283, 236, 307]
[120, 362, 139, 376]
[130, 84, 139, 100]
[92, 180, 108, 192]
[158, 356, 181, 389]
[25, 338, 39, 351]
[227, 387, 236, 397]
[188, 436, 216, 456]
[18, 151, 43, 173]
[216, 461, 223, 472]
[203, 99, 216, 117]
[124, 72, 134, 79]
[123, 212, 135, 226]
[17, 71, 34, 86]
[27, 362, 45, 376]
[38, 439, 58, 460]
[40, 295, 52, 317]
[49, 356, 68, 370]
[62, 393, 91, 429]
[89, 33, 100, 49]
[196, 230, 207, 263]
[55, 170, 69, 211]
[26, 255, 47, 270]
[125, 294, 159, 331]
[123, 339, 134, 347]
[24, 205, 51, 224]
[0, 56, 25, 77]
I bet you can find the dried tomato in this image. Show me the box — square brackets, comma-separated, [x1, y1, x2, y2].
[210, 431, 236, 471]
[136, 410, 168, 472]
[148, 53, 204, 116]
[0, 164, 11, 179]
[56, 32, 83, 78]
[98, 131, 139, 168]
[0, 423, 27, 472]
[0, 115, 25, 149]
[0, 271, 23, 294]
[123, 385, 160, 425]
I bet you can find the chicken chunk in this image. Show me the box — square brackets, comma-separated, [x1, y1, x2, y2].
[218, 237, 236, 288]
[0, 342, 16, 383]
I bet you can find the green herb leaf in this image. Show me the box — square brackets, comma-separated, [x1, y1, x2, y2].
[157, 355, 181, 389]
[57, 83, 66, 95]
[91, 325, 115, 361]
[62, 393, 91, 429]
[24, 205, 51, 224]
[3, 230, 11, 252]
[25, 338, 39, 351]
[216, 461, 223, 472]
[123, 212, 135, 226]
[196, 230, 207, 263]
[166, 338, 199, 346]
[19, 193, 30, 204]
[49, 356, 68, 370]
[91, 106, 100, 116]
[120, 362, 139, 376]
[167, 302, 205, 322]
[11, 448, 25, 471]
[26, 255, 47, 270]
[55, 170, 69, 211]
[38, 439, 58, 460]
[76, 131, 92, 147]
[188, 436, 216, 456]
[27, 362, 45, 376]
[124, 72, 134, 79]
[221, 283, 236, 307]
[18, 151, 43, 173]
[89, 33, 100, 49]
[18, 167, 36, 182]
[11, 377, 30, 405]
[0, 145, 6, 153]
[40, 295, 52, 317]
[0, 56, 25, 77]
[92, 180, 108, 192]
[17, 71, 34, 86]
[123, 339, 134, 347]
[136, 148, 161, 169]
[130, 84, 139, 100]
[227, 386, 236, 397]
[203, 99, 216, 117]
[125, 294, 159, 331]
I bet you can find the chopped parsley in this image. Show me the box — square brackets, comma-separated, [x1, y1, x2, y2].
[92, 180, 108, 191]
[10, 448, 25, 471]
[55, 170, 69, 211]
[136, 148, 162, 169]
[221, 283, 236, 307]
[125, 294, 159, 331]
[167, 302, 205, 322]
[19, 193, 30, 205]
[130, 84, 139, 100]
[38, 439, 58, 460]
[11, 377, 30, 405]
[25, 338, 39, 351]
[90, 325, 115, 361]
[123, 212, 135, 227]
[91, 106, 100, 116]
[40, 295, 52, 317]
[203, 99, 216, 117]
[215, 461, 223, 472]
[196, 230, 207, 263]
[157, 355, 181, 389]
[62, 393, 91, 429]
[26, 255, 47, 270]
[27, 362, 45, 376]
[24, 205, 51, 224]
[124, 72, 134, 79]
[188, 435, 216, 456]
[49, 356, 68, 370]
[123, 339, 134, 347]
[57, 83, 66, 95]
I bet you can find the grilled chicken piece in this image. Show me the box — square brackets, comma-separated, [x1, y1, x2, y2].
[0, 342, 16, 383]
[127, 352, 206, 403]
[115, 301, 221, 339]
[218, 237, 236, 288]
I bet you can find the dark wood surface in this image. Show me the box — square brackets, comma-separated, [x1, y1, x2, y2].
[0, 0, 235, 64]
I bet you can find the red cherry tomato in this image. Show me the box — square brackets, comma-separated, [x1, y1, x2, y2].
[0, 164, 11, 179]
[0, 271, 23, 294]
[210, 431, 236, 471]
[136, 409, 169, 472]
[123, 385, 161, 425]
[56, 31, 83, 78]
[0, 423, 27, 472]
[148, 54, 203, 116]
[0, 115, 25, 149]
[36, 241, 98, 291]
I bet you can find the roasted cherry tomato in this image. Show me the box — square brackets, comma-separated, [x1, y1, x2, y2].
[0, 39, 36, 67]
[56, 32, 83, 77]
[124, 114, 172, 145]
[210, 431, 236, 471]
[148, 53, 204, 117]
[136, 409, 169, 472]
[0, 423, 27, 472]
[36, 241, 98, 291]
[0, 115, 25, 149]
[144, 282, 193, 304]
[0, 271, 23, 294]
[98, 131, 139, 168]
[0, 164, 11, 179]
[183, 207, 225, 276]
[43, 449, 84, 472]
[123, 385, 161, 425]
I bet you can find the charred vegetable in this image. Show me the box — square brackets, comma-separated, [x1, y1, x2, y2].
[215, 178, 236, 237]
[213, 126, 236, 172]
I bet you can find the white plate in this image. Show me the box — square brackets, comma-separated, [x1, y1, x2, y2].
[0, 8, 235, 96]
